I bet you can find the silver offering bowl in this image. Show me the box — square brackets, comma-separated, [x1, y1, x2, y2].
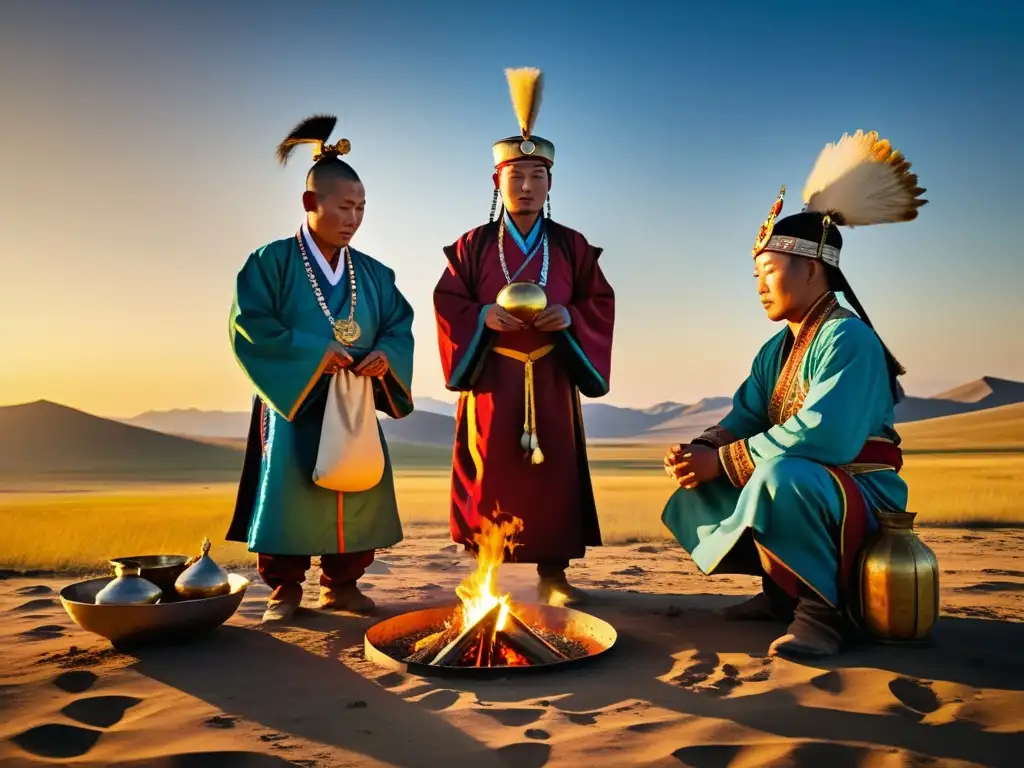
[59, 573, 249, 648]
[109, 555, 188, 601]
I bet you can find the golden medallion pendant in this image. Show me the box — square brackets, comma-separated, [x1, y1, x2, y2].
[333, 318, 362, 345]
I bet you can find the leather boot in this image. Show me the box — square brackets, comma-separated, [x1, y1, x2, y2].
[262, 586, 301, 624]
[319, 582, 375, 613]
[537, 563, 588, 606]
[720, 576, 796, 622]
[768, 585, 842, 658]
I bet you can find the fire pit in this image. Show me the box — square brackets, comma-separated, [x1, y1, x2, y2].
[364, 515, 617, 677]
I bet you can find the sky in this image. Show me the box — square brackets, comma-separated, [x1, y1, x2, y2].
[1, 0, 1022, 418]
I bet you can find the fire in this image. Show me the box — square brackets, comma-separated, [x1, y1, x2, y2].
[401, 511, 572, 669]
[455, 512, 523, 634]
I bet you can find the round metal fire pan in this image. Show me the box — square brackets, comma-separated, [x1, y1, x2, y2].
[364, 602, 618, 678]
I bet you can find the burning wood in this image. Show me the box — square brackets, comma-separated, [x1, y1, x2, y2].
[495, 609, 568, 665]
[430, 603, 503, 667]
[398, 513, 577, 669]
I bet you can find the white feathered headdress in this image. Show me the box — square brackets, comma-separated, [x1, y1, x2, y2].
[802, 130, 927, 226]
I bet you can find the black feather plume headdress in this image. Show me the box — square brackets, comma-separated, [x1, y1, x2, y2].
[275, 114, 351, 166]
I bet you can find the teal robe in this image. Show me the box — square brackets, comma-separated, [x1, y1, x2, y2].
[226, 230, 414, 556]
[661, 293, 907, 608]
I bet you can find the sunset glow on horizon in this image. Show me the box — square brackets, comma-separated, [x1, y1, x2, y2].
[2, 1, 1021, 419]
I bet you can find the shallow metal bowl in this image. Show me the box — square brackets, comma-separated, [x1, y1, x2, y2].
[364, 601, 617, 678]
[60, 573, 248, 648]
[108, 554, 189, 599]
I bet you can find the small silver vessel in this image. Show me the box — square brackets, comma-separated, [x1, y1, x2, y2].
[108, 554, 188, 601]
[95, 561, 163, 606]
[174, 537, 231, 600]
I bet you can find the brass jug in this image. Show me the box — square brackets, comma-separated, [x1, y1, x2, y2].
[496, 282, 548, 323]
[856, 511, 940, 642]
[174, 538, 231, 600]
[95, 561, 163, 606]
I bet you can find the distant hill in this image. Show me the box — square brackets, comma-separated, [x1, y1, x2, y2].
[380, 410, 455, 447]
[125, 408, 251, 439]
[898, 402, 1024, 452]
[895, 377, 1024, 423]
[3, 389, 1021, 486]
[626, 397, 734, 443]
[580, 402, 686, 438]
[0, 400, 452, 483]
[0, 401, 243, 481]
[123, 398, 693, 442]
[415, 396, 458, 418]
[21, 376, 1021, 474]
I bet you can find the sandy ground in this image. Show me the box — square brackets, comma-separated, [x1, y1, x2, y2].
[1, 527, 1022, 767]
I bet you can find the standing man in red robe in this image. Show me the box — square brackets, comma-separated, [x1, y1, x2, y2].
[433, 67, 615, 605]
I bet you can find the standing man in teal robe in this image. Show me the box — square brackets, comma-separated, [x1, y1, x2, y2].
[226, 115, 415, 624]
[662, 131, 928, 657]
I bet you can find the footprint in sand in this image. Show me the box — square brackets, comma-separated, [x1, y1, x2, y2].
[54, 670, 98, 694]
[21, 624, 66, 640]
[205, 714, 239, 729]
[669, 650, 718, 689]
[120, 750, 298, 766]
[479, 708, 544, 727]
[61, 695, 142, 729]
[671, 744, 744, 765]
[676, 741, 884, 767]
[375, 672, 407, 689]
[981, 568, 1024, 578]
[10, 723, 104, 760]
[810, 670, 844, 695]
[11, 598, 57, 612]
[564, 712, 598, 726]
[15, 585, 54, 597]
[708, 663, 742, 697]
[12, 675, 145, 761]
[889, 676, 941, 715]
[626, 720, 676, 734]
[415, 688, 460, 711]
[496, 742, 551, 768]
[956, 581, 1024, 593]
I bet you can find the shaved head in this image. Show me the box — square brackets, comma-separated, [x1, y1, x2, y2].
[306, 158, 361, 197]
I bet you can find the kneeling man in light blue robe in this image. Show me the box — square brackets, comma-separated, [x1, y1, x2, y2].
[662, 132, 927, 657]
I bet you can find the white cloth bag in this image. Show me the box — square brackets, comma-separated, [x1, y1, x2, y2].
[312, 370, 385, 492]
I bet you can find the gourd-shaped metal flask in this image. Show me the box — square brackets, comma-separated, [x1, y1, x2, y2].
[95, 561, 163, 605]
[856, 511, 940, 641]
[174, 537, 231, 599]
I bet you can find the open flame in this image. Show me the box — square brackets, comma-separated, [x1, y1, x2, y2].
[456, 512, 523, 633]
[405, 511, 572, 669]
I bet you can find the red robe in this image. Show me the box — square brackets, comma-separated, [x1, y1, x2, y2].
[433, 220, 615, 563]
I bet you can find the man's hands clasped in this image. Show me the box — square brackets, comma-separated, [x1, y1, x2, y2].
[323, 342, 390, 378]
[664, 443, 722, 490]
[484, 303, 572, 333]
[354, 350, 390, 378]
[323, 342, 353, 376]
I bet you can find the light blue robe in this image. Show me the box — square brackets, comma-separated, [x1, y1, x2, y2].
[661, 294, 907, 607]
[226, 229, 414, 556]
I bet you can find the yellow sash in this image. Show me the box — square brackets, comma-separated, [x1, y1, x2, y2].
[493, 344, 555, 464]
